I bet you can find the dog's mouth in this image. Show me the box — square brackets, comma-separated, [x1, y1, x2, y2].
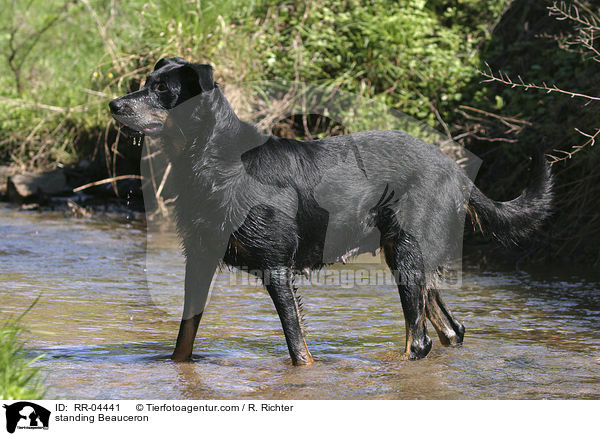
[116, 123, 142, 136]
[116, 121, 163, 135]
[142, 122, 164, 136]
[114, 123, 145, 146]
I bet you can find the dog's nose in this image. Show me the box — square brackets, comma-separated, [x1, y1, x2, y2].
[109, 98, 133, 115]
[109, 99, 121, 114]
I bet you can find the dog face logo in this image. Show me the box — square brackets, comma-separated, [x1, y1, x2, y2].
[2, 402, 50, 433]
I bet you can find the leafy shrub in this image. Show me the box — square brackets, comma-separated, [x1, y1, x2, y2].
[248, 0, 509, 126]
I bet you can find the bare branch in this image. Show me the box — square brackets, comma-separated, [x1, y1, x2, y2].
[458, 105, 532, 126]
[73, 175, 142, 192]
[548, 1, 600, 62]
[548, 1, 599, 29]
[547, 128, 599, 164]
[479, 62, 600, 101]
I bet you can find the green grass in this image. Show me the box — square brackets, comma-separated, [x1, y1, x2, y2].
[0, 299, 45, 400]
[0, 0, 508, 168]
[0, 0, 258, 167]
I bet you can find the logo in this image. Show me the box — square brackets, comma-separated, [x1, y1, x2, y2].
[2, 402, 50, 433]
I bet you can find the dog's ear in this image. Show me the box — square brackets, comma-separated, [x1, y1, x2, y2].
[188, 64, 215, 91]
[153, 57, 187, 71]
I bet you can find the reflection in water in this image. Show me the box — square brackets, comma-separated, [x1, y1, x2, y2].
[0, 205, 599, 399]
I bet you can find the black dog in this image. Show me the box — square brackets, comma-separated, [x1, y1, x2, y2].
[109, 57, 552, 364]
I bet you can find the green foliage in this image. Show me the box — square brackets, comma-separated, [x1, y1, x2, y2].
[0, 300, 45, 400]
[0, 0, 509, 166]
[249, 0, 509, 126]
[0, 0, 257, 166]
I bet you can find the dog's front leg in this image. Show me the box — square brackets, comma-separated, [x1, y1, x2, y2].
[264, 267, 313, 365]
[171, 253, 219, 362]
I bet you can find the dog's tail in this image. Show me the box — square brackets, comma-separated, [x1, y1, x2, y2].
[467, 151, 553, 246]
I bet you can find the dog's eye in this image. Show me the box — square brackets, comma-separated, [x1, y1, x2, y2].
[156, 82, 168, 92]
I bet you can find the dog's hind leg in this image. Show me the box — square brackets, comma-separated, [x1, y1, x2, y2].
[264, 267, 313, 365]
[381, 231, 432, 360]
[425, 287, 465, 347]
[172, 255, 219, 362]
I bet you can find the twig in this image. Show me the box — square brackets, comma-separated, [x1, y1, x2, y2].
[81, 88, 113, 98]
[154, 167, 172, 217]
[73, 175, 141, 192]
[480, 62, 600, 102]
[453, 132, 518, 143]
[454, 106, 530, 145]
[547, 128, 599, 164]
[548, 2, 600, 62]
[0, 96, 85, 113]
[155, 162, 171, 200]
[417, 90, 451, 138]
[549, 1, 599, 29]
[458, 105, 532, 126]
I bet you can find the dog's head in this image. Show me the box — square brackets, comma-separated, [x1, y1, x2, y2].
[109, 57, 216, 137]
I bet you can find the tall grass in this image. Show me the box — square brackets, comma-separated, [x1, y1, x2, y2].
[0, 299, 45, 400]
[0, 0, 259, 168]
[0, 0, 508, 169]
